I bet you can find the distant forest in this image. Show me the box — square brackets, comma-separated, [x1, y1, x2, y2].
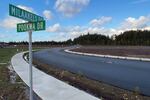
[5, 30, 150, 46]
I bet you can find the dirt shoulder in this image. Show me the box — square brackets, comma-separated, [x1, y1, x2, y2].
[0, 47, 44, 100]
[33, 59, 150, 100]
[0, 48, 28, 100]
[71, 46, 150, 58]
[0, 64, 28, 100]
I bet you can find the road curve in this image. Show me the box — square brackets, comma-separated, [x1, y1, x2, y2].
[33, 47, 150, 96]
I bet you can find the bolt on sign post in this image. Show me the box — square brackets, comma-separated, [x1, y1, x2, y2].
[9, 4, 46, 100]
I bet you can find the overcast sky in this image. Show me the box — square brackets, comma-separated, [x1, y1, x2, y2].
[0, 0, 150, 42]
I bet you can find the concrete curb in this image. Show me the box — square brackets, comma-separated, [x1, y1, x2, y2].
[11, 52, 100, 100]
[65, 49, 150, 62]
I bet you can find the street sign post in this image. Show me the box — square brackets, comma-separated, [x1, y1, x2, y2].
[9, 4, 46, 100]
[28, 30, 33, 100]
[17, 21, 45, 32]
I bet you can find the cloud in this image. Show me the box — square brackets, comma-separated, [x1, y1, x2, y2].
[84, 27, 116, 35]
[55, 0, 90, 17]
[69, 27, 120, 38]
[47, 23, 61, 32]
[17, 5, 34, 13]
[120, 15, 150, 30]
[46, 15, 150, 41]
[131, 0, 149, 4]
[90, 16, 112, 27]
[46, 23, 118, 41]
[143, 26, 150, 30]
[0, 5, 35, 29]
[47, 23, 83, 33]
[43, 10, 53, 20]
[0, 17, 24, 29]
[46, 23, 82, 40]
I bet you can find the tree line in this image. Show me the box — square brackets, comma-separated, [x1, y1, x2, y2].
[6, 30, 150, 46]
[8, 40, 73, 46]
[73, 30, 150, 46]
[115, 30, 150, 45]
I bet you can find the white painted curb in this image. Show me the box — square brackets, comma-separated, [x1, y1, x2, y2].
[65, 49, 150, 62]
[11, 52, 100, 100]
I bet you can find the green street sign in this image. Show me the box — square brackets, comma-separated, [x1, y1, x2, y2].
[9, 4, 44, 22]
[9, 4, 46, 99]
[17, 21, 45, 32]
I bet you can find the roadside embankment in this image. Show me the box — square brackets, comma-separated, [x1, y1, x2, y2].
[33, 58, 150, 100]
[0, 48, 28, 100]
[66, 46, 150, 62]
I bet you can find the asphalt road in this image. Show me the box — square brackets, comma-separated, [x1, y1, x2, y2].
[33, 47, 150, 96]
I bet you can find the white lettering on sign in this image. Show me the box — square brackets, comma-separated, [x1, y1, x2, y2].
[17, 23, 36, 32]
[9, 4, 44, 22]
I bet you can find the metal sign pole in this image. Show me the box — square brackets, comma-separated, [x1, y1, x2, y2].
[9, 4, 45, 100]
[28, 31, 33, 100]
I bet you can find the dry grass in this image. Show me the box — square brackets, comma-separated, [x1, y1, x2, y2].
[72, 46, 150, 58]
[0, 65, 27, 100]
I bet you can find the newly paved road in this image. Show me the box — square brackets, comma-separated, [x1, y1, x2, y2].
[33, 47, 150, 96]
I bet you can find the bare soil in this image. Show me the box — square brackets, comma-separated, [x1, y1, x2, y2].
[0, 64, 28, 100]
[72, 46, 150, 58]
